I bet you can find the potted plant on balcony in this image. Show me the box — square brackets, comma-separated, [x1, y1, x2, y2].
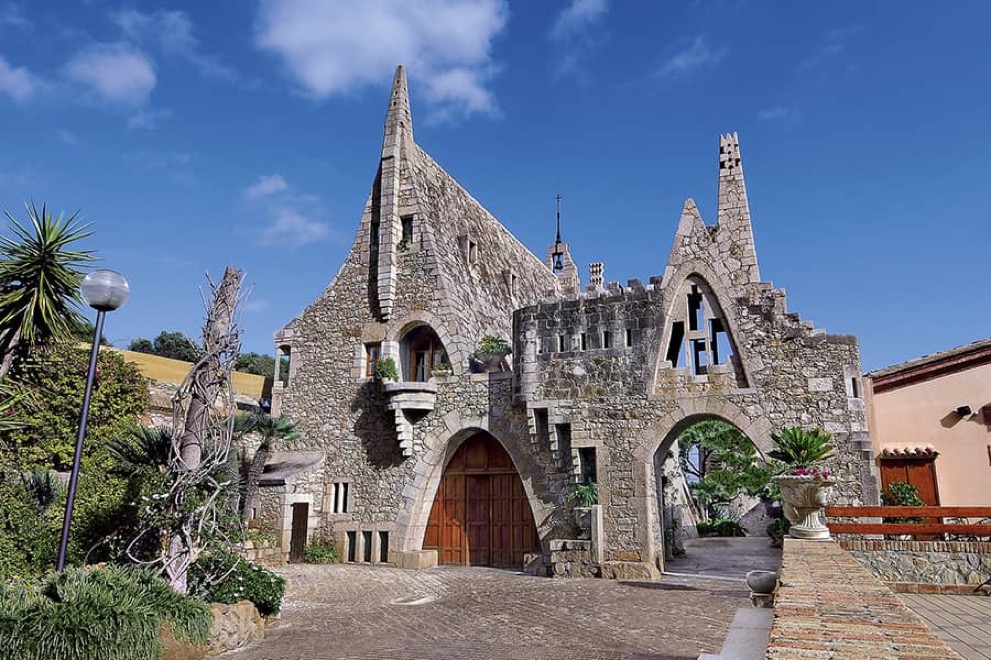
[473, 335, 511, 372]
[568, 481, 598, 540]
[768, 427, 835, 540]
[372, 356, 399, 383]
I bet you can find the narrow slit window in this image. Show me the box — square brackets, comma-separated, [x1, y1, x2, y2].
[332, 482, 350, 513]
[666, 322, 685, 367]
[578, 447, 597, 484]
[378, 531, 389, 563]
[362, 531, 373, 563]
[346, 531, 357, 562]
[364, 343, 381, 378]
[709, 319, 728, 365]
[558, 335, 566, 352]
[468, 240, 478, 265]
[400, 216, 413, 245]
[691, 339, 708, 376]
[555, 423, 572, 451]
[688, 287, 704, 331]
[580, 332, 587, 351]
[534, 408, 549, 445]
[625, 328, 633, 348]
[602, 330, 613, 349]
[850, 377, 861, 399]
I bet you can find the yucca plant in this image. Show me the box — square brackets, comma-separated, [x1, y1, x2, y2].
[20, 469, 64, 515]
[0, 203, 95, 377]
[768, 427, 835, 470]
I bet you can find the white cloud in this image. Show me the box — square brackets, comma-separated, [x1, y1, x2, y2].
[0, 55, 39, 102]
[550, 0, 608, 41]
[797, 25, 862, 72]
[0, 3, 30, 31]
[255, 0, 507, 120]
[127, 107, 172, 130]
[245, 174, 289, 200]
[112, 8, 237, 81]
[56, 129, 79, 146]
[656, 35, 727, 80]
[241, 297, 270, 313]
[259, 208, 331, 248]
[244, 174, 334, 247]
[757, 106, 799, 122]
[64, 43, 156, 106]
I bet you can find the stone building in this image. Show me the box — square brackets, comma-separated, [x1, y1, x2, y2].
[264, 66, 877, 575]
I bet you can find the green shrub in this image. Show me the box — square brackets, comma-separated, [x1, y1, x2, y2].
[475, 335, 511, 356]
[303, 538, 341, 564]
[372, 356, 398, 382]
[0, 565, 210, 660]
[567, 481, 598, 507]
[696, 518, 744, 537]
[881, 481, 925, 524]
[188, 550, 285, 616]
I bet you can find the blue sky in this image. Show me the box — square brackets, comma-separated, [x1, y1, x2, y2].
[0, 1, 988, 372]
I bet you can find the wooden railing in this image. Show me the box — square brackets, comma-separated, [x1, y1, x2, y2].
[826, 506, 991, 538]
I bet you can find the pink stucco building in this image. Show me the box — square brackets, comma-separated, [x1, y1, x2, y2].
[864, 338, 991, 507]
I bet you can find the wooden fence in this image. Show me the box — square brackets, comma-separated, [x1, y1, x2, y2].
[826, 506, 991, 538]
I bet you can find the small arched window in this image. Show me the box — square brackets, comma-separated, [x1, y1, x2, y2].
[402, 325, 448, 382]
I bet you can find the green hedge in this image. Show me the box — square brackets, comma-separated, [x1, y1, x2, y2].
[188, 550, 285, 616]
[696, 518, 745, 537]
[303, 538, 340, 564]
[0, 566, 210, 660]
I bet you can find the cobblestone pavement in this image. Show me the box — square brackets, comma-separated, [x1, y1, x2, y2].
[224, 564, 750, 660]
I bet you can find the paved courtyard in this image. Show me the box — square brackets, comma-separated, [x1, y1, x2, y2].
[225, 563, 752, 660]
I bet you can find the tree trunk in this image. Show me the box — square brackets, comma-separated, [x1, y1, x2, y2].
[166, 267, 242, 592]
[241, 440, 272, 521]
[0, 328, 22, 379]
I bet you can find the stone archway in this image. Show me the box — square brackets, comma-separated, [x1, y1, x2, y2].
[631, 399, 772, 572]
[392, 416, 558, 565]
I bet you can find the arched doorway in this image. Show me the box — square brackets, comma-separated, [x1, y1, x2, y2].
[653, 417, 771, 556]
[423, 433, 539, 566]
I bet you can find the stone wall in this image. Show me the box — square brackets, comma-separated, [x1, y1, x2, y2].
[512, 271, 877, 568]
[840, 538, 991, 588]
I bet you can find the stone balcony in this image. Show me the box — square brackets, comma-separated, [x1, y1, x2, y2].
[383, 381, 437, 456]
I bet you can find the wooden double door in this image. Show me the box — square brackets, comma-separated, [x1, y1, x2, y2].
[424, 434, 539, 566]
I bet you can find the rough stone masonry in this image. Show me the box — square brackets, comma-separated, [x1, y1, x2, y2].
[260, 65, 878, 576]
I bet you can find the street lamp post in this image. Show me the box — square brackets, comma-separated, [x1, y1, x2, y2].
[55, 269, 130, 572]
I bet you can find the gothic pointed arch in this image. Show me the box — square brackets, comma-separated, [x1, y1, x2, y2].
[658, 274, 749, 388]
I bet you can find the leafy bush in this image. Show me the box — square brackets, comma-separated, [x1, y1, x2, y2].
[188, 550, 285, 616]
[881, 481, 925, 524]
[475, 335, 511, 356]
[0, 565, 210, 660]
[696, 518, 745, 537]
[768, 427, 835, 469]
[372, 356, 398, 382]
[567, 481, 598, 507]
[303, 538, 341, 564]
[0, 468, 59, 579]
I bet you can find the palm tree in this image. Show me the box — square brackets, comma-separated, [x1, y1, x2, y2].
[107, 426, 174, 476]
[235, 412, 300, 520]
[0, 202, 95, 377]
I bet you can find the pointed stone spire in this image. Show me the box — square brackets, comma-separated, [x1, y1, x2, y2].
[374, 65, 414, 320]
[382, 65, 413, 158]
[675, 198, 706, 239]
[715, 132, 760, 284]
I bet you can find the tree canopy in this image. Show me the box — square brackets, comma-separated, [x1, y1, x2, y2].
[128, 331, 202, 363]
[677, 420, 774, 520]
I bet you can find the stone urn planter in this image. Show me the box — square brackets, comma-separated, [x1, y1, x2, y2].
[745, 570, 778, 608]
[772, 474, 835, 540]
[477, 350, 510, 372]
